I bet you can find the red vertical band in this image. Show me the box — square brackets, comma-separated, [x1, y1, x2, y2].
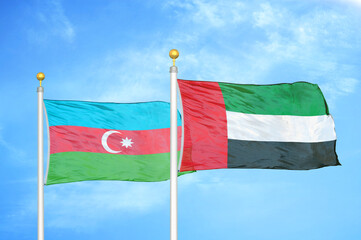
[178, 79, 228, 171]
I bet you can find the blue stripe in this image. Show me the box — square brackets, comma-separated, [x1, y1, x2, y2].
[44, 100, 181, 130]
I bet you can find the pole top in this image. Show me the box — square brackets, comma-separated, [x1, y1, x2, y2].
[169, 49, 179, 66]
[36, 72, 45, 86]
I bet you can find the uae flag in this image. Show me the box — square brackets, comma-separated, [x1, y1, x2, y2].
[177, 79, 339, 172]
[44, 100, 188, 185]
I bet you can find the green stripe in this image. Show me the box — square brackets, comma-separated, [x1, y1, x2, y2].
[46, 152, 192, 185]
[218, 82, 329, 116]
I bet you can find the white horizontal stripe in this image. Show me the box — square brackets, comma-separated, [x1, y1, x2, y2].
[226, 111, 336, 143]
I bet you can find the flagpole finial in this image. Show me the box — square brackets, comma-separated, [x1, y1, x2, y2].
[169, 49, 179, 66]
[36, 72, 45, 87]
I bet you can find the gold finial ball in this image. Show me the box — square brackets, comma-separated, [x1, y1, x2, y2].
[36, 72, 45, 81]
[169, 49, 179, 60]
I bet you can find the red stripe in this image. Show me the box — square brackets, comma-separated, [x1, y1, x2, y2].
[178, 79, 228, 171]
[50, 125, 182, 155]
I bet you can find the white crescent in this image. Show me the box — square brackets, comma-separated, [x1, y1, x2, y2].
[101, 130, 122, 153]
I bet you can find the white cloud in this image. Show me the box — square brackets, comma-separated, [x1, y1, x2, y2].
[35, 0, 360, 119]
[253, 2, 284, 28]
[44, 0, 358, 107]
[6, 172, 277, 231]
[333, 0, 361, 7]
[165, 0, 246, 28]
[87, 1, 360, 106]
[43, 46, 174, 103]
[7, 173, 198, 230]
[29, 0, 75, 43]
[7, 181, 168, 230]
[45, 182, 165, 229]
[339, 78, 358, 93]
[179, 170, 295, 223]
[248, 3, 361, 107]
[0, 127, 26, 161]
[95, 48, 172, 103]
[320, 77, 359, 108]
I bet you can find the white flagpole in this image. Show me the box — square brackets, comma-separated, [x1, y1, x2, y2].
[37, 72, 45, 240]
[169, 49, 179, 240]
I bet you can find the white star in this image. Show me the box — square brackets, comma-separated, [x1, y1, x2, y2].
[121, 137, 134, 149]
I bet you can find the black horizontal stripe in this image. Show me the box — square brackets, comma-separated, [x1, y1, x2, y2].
[227, 140, 339, 170]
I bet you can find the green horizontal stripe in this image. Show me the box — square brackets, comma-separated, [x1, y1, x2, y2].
[46, 152, 192, 185]
[219, 82, 329, 116]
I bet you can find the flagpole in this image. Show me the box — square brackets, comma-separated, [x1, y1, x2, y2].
[169, 49, 179, 240]
[37, 72, 45, 240]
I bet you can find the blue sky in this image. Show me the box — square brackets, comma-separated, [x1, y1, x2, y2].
[1, 0, 361, 239]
